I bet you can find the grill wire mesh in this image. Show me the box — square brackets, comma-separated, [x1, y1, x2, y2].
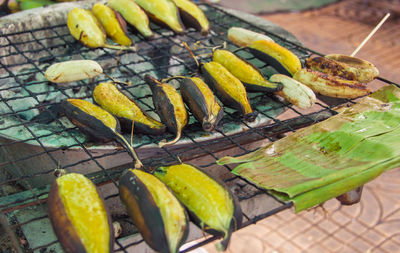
[0, 4, 399, 252]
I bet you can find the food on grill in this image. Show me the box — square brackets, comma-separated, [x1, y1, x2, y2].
[67, 8, 134, 50]
[119, 169, 189, 253]
[325, 54, 379, 83]
[92, 3, 133, 47]
[180, 77, 224, 132]
[145, 75, 188, 147]
[201, 61, 258, 122]
[170, 0, 209, 35]
[269, 74, 316, 109]
[44, 60, 103, 83]
[154, 163, 242, 251]
[62, 99, 143, 168]
[107, 0, 153, 39]
[93, 82, 166, 135]
[135, 0, 185, 35]
[213, 49, 282, 92]
[248, 40, 302, 76]
[293, 68, 370, 99]
[305, 55, 379, 83]
[227, 26, 274, 47]
[48, 173, 113, 253]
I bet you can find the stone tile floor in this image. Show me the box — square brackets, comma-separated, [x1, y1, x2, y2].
[195, 0, 400, 252]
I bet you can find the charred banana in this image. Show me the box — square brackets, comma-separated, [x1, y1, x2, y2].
[93, 82, 166, 135]
[154, 163, 242, 251]
[227, 27, 274, 47]
[45, 60, 103, 83]
[213, 49, 282, 92]
[135, 0, 185, 35]
[201, 61, 257, 122]
[170, 0, 209, 35]
[67, 8, 134, 50]
[248, 40, 301, 76]
[92, 3, 133, 47]
[269, 74, 316, 109]
[48, 173, 113, 253]
[107, 0, 153, 39]
[145, 75, 188, 147]
[293, 68, 370, 99]
[325, 54, 379, 83]
[119, 169, 189, 253]
[180, 77, 224, 132]
[62, 99, 143, 168]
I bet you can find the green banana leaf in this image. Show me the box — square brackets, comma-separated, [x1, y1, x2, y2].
[217, 85, 400, 212]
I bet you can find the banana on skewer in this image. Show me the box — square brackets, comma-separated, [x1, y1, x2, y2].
[305, 55, 379, 83]
[227, 27, 274, 47]
[293, 68, 370, 99]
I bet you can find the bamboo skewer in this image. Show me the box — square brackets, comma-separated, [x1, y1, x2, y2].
[350, 13, 390, 57]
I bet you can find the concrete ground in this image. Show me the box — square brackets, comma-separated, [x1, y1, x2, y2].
[197, 0, 400, 252]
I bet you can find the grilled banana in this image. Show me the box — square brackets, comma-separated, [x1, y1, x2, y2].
[170, 0, 209, 35]
[154, 163, 242, 251]
[119, 169, 189, 253]
[92, 3, 133, 47]
[145, 75, 188, 147]
[293, 68, 370, 99]
[62, 99, 143, 168]
[48, 173, 113, 253]
[227, 27, 274, 47]
[201, 61, 257, 122]
[107, 0, 153, 39]
[135, 0, 185, 35]
[180, 77, 224, 132]
[248, 40, 302, 76]
[67, 8, 134, 50]
[213, 49, 282, 92]
[45, 60, 103, 83]
[93, 82, 166, 135]
[325, 54, 379, 83]
[269, 74, 316, 109]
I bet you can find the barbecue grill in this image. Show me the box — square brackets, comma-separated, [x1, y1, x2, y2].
[0, 2, 398, 252]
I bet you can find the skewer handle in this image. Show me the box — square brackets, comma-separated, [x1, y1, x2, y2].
[351, 13, 390, 57]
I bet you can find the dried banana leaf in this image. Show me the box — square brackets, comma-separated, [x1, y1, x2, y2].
[218, 85, 400, 212]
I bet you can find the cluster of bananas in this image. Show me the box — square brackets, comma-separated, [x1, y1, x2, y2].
[228, 27, 379, 101]
[48, 164, 241, 253]
[67, 0, 209, 50]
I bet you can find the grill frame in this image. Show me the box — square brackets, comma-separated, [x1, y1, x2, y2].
[0, 3, 399, 252]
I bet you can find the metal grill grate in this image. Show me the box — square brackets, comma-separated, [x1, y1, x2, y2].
[0, 4, 398, 252]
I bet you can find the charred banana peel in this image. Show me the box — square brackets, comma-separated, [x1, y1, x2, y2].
[119, 169, 189, 253]
[227, 27, 274, 47]
[135, 0, 185, 35]
[248, 40, 302, 76]
[170, 0, 209, 35]
[213, 49, 282, 92]
[325, 54, 379, 83]
[48, 173, 113, 253]
[62, 99, 143, 168]
[67, 8, 135, 51]
[269, 74, 316, 109]
[45, 60, 103, 83]
[154, 163, 242, 251]
[92, 3, 133, 47]
[107, 0, 153, 39]
[293, 68, 370, 99]
[201, 61, 258, 122]
[93, 82, 166, 135]
[180, 77, 224, 132]
[145, 75, 188, 147]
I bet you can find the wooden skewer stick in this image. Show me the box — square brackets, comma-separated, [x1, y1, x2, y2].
[351, 13, 390, 57]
